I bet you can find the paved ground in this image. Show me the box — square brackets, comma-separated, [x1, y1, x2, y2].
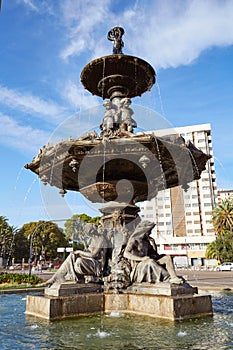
[177, 269, 233, 290]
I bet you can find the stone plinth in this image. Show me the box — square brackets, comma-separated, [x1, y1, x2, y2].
[26, 293, 104, 320]
[126, 282, 198, 296]
[44, 282, 102, 297]
[26, 282, 212, 321]
[104, 292, 212, 321]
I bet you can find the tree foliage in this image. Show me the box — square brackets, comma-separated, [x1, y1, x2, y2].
[64, 214, 100, 250]
[206, 231, 233, 263]
[18, 220, 68, 260]
[212, 197, 233, 235]
[206, 196, 233, 263]
[0, 216, 17, 265]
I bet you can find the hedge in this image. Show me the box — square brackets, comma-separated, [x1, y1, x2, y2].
[0, 272, 42, 285]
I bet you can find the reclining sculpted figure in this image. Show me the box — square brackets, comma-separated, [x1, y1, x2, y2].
[45, 224, 110, 287]
[123, 220, 183, 284]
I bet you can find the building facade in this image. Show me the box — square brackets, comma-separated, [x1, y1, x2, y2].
[140, 123, 217, 267]
[217, 189, 233, 204]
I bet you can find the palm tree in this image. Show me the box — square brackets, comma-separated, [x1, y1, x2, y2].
[206, 240, 219, 260]
[212, 197, 233, 236]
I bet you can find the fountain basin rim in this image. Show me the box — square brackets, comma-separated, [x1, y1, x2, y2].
[80, 54, 156, 99]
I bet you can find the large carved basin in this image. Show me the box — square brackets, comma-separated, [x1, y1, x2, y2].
[80, 55, 156, 99]
[25, 133, 210, 204]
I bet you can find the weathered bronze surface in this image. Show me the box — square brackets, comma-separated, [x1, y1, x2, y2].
[80, 55, 156, 99]
[25, 133, 209, 204]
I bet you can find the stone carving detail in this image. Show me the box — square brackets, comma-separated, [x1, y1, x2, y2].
[107, 26, 124, 54]
[45, 224, 111, 286]
[123, 221, 183, 285]
[100, 97, 137, 136]
[45, 220, 182, 290]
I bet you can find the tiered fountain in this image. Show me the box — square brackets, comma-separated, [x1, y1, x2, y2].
[25, 27, 212, 320]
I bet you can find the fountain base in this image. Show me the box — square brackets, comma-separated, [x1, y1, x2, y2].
[26, 283, 212, 321]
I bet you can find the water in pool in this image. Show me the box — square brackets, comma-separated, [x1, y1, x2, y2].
[0, 291, 233, 349]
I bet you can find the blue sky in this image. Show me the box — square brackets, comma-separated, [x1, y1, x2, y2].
[0, 0, 233, 228]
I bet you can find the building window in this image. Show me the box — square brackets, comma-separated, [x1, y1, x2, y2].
[207, 229, 214, 233]
[200, 243, 207, 250]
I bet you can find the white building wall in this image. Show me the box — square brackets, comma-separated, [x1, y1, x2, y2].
[140, 123, 217, 266]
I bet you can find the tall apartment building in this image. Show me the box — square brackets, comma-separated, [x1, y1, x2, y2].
[217, 189, 233, 204]
[140, 123, 217, 267]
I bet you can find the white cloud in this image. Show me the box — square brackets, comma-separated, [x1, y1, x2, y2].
[0, 85, 67, 123]
[63, 80, 100, 110]
[0, 113, 50, 154]
[58, 0, 233, 68]
[122, 0, 233, 68]
[21, 0, 38, 11]
[60, 0, 112, 59]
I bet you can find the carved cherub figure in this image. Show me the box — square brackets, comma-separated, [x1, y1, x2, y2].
[107, 26, 124, 54]
[100, 100, 119, 133]
[119, 98, 137, 132]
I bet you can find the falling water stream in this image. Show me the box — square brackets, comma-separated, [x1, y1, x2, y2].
[0, 291, 233, 349]
[155, 81, 165, 117]
[154, 137, 167, 191]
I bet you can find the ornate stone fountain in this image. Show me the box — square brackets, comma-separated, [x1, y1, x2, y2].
[25, 27, 212, 320]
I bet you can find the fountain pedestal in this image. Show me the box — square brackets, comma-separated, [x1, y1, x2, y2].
[26, 283, 212, 321]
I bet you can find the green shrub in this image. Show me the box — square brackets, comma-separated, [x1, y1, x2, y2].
[0, 272, 42, 285]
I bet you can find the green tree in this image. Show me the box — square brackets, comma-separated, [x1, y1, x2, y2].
[19, 220, 68, 260]
[206, 196, 233, 263]
[212, 197, 233, 235]
[206, 231, 233, 263]
[64, 214, 100, 250]
[0, 216, 16, 266]
[13, 229, 29, 262]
